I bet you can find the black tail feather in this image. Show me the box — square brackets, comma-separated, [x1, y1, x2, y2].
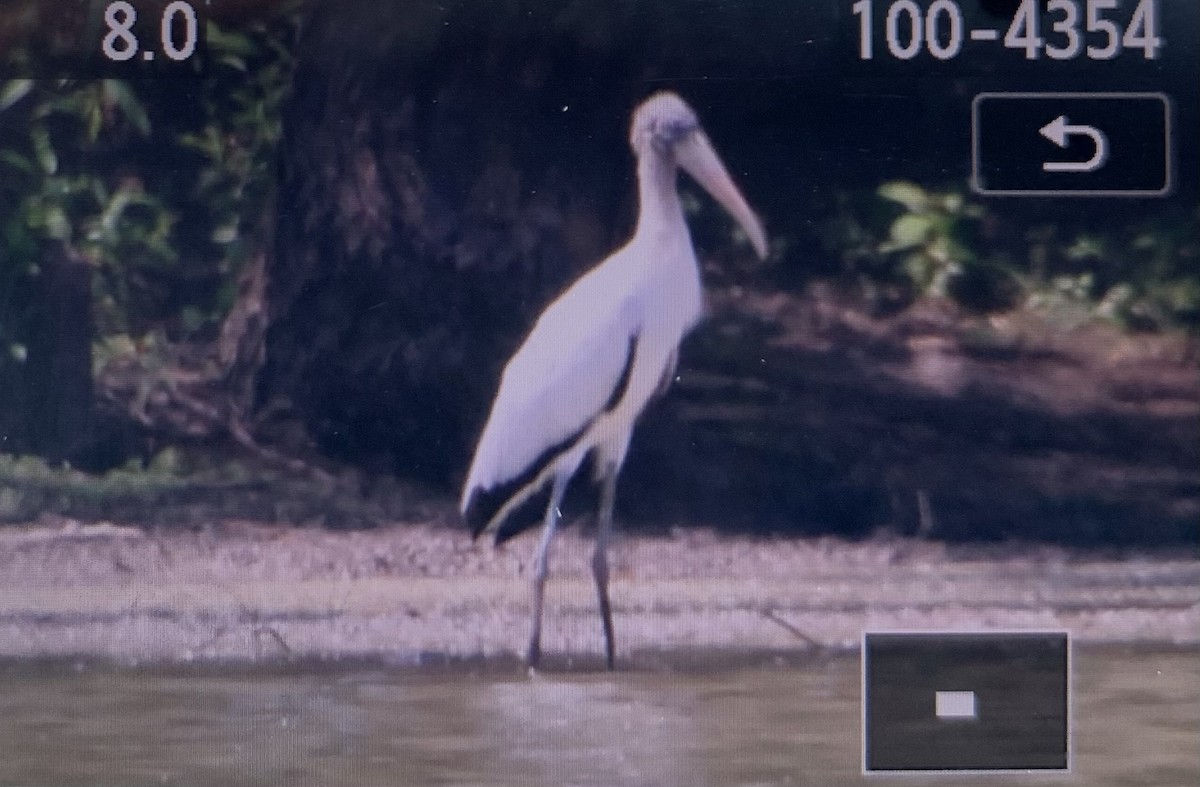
[464, 481, 549, 543]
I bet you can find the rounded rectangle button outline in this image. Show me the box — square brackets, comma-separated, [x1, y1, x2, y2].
[971, 92, 1172, 197]
[860, 628, 1073, 776]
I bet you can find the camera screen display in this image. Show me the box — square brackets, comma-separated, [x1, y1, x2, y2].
[0, 1, 1196, 784]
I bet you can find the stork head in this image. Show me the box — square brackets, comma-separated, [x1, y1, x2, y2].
[629, 92, 768, 260]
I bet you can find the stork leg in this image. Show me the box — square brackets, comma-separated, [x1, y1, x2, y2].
[527, 474, 568, 668]
[592, 467, 617, 669]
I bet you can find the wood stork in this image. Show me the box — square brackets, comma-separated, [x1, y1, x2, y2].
[461, 92, 767, 668]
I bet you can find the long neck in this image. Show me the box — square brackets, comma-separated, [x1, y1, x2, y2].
[632, 149, 686, 249]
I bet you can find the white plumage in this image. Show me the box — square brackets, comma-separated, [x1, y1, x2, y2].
[461, 92, 767, 668]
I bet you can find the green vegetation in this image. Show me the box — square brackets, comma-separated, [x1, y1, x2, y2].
[823, 181, 1200, 331]
[0, 447, 432, 529]
[175, 18, 296, 322]
[0, 449, 226, 522]
[0, 79, 172, 342]
[0, 12, 295, 357]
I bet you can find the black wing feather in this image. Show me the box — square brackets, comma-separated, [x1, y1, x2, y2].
[464, 335, 640, 542]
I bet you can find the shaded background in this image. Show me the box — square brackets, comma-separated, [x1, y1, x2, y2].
[0, 0, 1196, 544]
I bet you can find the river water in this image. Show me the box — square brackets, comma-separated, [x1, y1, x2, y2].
[0, 648, 1194, 786]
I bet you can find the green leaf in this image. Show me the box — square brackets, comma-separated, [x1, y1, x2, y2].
[29, 125, 57, 174]
[902, 252, 935, 287]
[0, 149, 33, 173]
[1066, 235, 1106, 260]
[98, 182, 137, 235]
[86, 101, 103, 143]
[0, 79, 33, 112]
[883, 214, 933, 252]
[218, 53, 248, 72]
[207, 24, 258, 57]
[148, 446, 183, 475]
[102, 80, 151, 136]
[44, 206, 71, 240]
[877, 181, 929, 213]
[180, 306, 205, 333]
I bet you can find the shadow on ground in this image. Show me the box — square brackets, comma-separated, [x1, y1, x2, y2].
[618, 288, 1199, 546]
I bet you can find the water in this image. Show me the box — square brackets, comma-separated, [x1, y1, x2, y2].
[0, 649, 1194, 787]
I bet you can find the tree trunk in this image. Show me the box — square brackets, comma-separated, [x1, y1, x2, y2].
[23, 243, 100, 467]
[258, 1, 645, 485]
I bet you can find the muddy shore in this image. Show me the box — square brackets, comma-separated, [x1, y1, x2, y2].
[1, 520, 1195, 666]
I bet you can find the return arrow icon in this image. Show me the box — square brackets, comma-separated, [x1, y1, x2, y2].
[1039, 115, 1108, 173]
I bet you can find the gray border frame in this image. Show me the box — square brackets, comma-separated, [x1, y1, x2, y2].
[860, 628, 1074, 777]
[970, 92, 1172, 197]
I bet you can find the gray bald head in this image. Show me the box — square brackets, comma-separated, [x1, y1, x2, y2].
[626, 91, 768, 260]
[629, 92, 701, 156]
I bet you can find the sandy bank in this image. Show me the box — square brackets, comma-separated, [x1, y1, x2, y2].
[0, 521, 1196, 666]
